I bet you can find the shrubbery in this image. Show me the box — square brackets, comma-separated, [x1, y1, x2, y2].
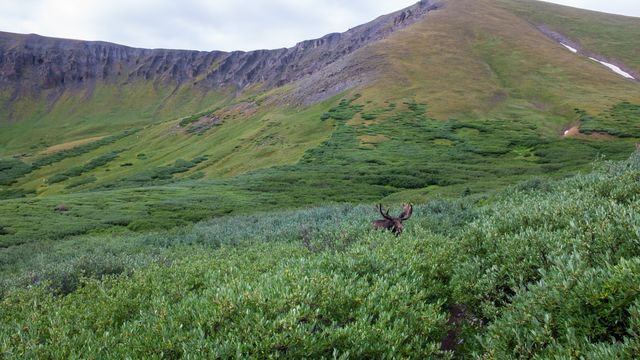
[2, 151, 640, 357]
[64, 176, 97, 189]
[0, 130, 138, 188]
[0, 159, 32, 186]
[578, 102, 640, 137]
[179, 109, 217, 127]
[320, 95, 363, 121]
[47, 152, 119, 184]
[100, 156, 208, 188]
[32, 129, 138, 169]
[0, 187, 34, 200]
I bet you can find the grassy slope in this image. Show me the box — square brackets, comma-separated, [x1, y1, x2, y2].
[503, 0, 640, 72]
[3, 96, 636, 246]
[365, 0, 639, 118]
[0, 81, 232, 156]
[10, 97, 333, 196]
[1, 151, 639, 358]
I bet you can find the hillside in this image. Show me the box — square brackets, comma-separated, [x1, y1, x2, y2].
[0, 1, 436, 153]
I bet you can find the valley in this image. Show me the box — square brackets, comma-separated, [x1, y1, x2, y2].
[1, 0, 640, 357]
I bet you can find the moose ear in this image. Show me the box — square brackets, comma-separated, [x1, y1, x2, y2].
[399, 203, 413, 220]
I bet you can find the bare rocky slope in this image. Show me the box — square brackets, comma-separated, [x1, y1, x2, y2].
[0, 1, 440, 106]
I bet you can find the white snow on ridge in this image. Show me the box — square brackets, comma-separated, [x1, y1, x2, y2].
[561, 43, 578, 53]
[588, 57, 635, 80]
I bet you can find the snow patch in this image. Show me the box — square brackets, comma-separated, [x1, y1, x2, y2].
[588, 57, 635, 80]
[561, 43, 578, 53]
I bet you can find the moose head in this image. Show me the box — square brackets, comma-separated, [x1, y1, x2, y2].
[372, 203, 413, 236]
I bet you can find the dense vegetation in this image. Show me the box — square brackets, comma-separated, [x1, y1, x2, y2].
[0, 97, 637, 247]
[32, 129, 139, 170]
[47, 151, 120, 184]
[1, 151, 639, 358]
[0, 159, 32, 186]
[1, 1, 639, 356]
[0, 129, 139, 195]
[578, 102, 640, 137]
[100, 156, 209, 189]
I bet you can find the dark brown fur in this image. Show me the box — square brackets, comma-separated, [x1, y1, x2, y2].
[372, 203, 413, 236]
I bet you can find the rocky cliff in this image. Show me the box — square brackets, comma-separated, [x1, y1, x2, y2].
[0, 1, 440, 105]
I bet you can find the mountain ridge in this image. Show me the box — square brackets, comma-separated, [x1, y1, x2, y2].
[0, 0, 441, 109]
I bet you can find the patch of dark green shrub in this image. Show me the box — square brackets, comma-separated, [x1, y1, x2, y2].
[48, 152, 119, 184]
[0, 158, 32, 185]
[32, 129, 138, 169]
[578, 102, 640, 137]
[321, 96, 364, 121]
[64, 176, 97, 189]
[47, 174, 70, 184]
[0, 187, 34, 200]
[179, 108, 220, 127]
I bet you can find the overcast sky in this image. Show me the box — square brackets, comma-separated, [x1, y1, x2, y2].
[1, 0, 639, 51]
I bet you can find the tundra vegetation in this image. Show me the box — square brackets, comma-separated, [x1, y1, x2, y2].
[0, 151, 639, 358]
[1, 97, 637, 245]
[0, 0, 640, 357]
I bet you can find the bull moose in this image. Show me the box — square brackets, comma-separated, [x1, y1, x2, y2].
[372, 203, 413, 236]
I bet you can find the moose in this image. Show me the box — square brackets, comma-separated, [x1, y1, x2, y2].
[372, 203, 413, 236]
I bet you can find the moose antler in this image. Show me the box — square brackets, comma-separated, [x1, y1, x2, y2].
[399, 203, 413, 220]
[373, 203, 413, 236]
[378, 204, 393, 220]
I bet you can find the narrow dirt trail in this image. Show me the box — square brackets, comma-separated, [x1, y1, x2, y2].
[440, 304, 467, 355]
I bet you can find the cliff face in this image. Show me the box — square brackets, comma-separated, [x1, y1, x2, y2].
[0, 1, 439, 103]
[0, 36, 226, 89]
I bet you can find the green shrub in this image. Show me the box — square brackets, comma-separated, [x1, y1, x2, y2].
[481, 256, 640, 358]
[321, 96, 363, 121]
[512, 176, 553, 193]
[47, 152, 118, 184]
[0, 187, 34, 200]
[0, 236, 448, 358]
[179, 108, 220, 127]
[32, 129, 138, 169]
[1, 151, 640, 357]
[0, 158, 32, 185]
[47, 174, 69, 184]
[101, 156, 208, 189]
[128, 218, 186, 232]
[64, 176, 97, 189]
[578, 103, 640, 137]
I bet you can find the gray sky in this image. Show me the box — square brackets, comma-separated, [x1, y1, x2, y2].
[1, 0, 639, 51]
